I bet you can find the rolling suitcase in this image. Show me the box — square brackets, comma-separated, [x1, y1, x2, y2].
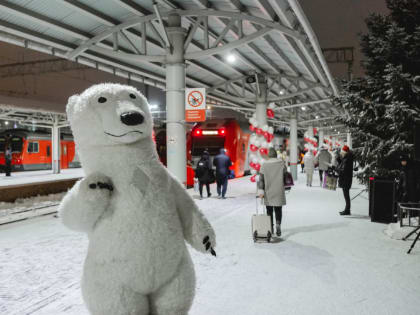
[252, 196, 272, 242]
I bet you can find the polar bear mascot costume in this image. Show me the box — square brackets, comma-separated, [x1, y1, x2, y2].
[59, 83, 216, 315]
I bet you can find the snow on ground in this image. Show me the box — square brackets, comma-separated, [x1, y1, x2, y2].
[0, 168, 84, 187]
[1, 172, 420, 315]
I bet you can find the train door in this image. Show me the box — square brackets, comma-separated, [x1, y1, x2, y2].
[61, 143, 69, 169]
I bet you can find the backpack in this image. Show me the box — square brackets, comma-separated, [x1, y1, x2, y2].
[195, 161, 205, 178]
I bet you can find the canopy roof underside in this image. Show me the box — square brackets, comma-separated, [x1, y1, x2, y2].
[0, 0, 343, 129]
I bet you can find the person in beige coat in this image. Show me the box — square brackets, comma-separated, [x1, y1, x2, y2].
[303, 150, 315, 186]
[258, 148, 287, 236]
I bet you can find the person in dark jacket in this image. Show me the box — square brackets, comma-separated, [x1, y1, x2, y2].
[336, 145, 353, 215]
[213, 148, 232, 199]
[4, 146, 12, 177]
[195, 151, 213, 199]
[398, 155, 420, 202]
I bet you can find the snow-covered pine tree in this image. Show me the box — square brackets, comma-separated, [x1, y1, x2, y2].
[333, 0, 420, 184]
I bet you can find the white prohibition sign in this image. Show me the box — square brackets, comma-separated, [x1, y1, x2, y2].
[187, 90, 204, 108]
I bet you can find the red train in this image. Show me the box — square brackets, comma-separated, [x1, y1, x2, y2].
[190, 119, 250, 179]
[0, 129, 80, 171]
[155, 119, 251, 187]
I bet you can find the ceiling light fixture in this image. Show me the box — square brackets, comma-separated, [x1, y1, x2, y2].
[226, 53, 236, 63]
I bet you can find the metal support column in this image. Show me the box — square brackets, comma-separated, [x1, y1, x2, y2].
[307, 125, 314, 138]
[166, 14, 187, 184]
[255, 80, 267, 128]
[290, 109, 298, 180]
[347, 132, 352, 149]
[52, 115, 60, 174]
[318, 129, 324, 149]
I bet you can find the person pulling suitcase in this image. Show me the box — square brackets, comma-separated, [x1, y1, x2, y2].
[258, 148, 287, 236]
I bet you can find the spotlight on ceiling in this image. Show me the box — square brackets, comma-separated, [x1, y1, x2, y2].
[149, 104, 159, 111]
[315, 115, 319, 119]
[301, 107, 306, 111]
[226, 53, 236, 63]
[279, 90, 285, 95]
[245, 76, 256, 84]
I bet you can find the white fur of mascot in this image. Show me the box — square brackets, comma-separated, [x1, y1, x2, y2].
[59, 83, 216, 315]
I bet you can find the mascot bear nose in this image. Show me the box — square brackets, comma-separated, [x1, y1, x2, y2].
[120, 112, 144, 126]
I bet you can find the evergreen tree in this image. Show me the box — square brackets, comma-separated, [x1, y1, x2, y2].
[333, 0, 420, 184]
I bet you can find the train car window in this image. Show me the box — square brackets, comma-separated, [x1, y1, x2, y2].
[46, 146, 51, 157]
[242, 143, 246, 154]
[0, 138, 5, 152]
[27, 142, 39, 153]
[11, 137, 23, 153]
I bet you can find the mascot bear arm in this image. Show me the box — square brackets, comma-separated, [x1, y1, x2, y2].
[59, 172, 113, 233]
[172, 176, 216, 253]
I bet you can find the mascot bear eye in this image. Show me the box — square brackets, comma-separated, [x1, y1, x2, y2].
[98, 97, 107, 103]
[129, 93, 136, 99]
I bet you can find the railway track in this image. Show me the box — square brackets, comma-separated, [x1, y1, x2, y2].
[0, 177, 80, 225]
[0, 203, 60, 225]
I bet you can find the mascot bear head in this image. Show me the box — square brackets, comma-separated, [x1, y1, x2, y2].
[67, 83, 153, 149]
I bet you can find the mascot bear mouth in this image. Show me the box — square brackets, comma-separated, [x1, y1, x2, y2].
[104, 131, 143, 137]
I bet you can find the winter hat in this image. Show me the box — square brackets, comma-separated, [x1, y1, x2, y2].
[341, 145, 350, 153]
[400, 154, 409, 161]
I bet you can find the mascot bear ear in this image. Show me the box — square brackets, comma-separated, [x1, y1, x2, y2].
[66, 94, 79, 121]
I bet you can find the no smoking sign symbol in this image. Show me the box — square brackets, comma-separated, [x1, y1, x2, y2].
[187, 90, 204, 108]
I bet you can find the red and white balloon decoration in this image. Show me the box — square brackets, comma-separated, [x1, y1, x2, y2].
[248, 111, 275, 182]
[304, 128, 318, 156]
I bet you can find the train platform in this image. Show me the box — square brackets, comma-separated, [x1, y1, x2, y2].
[0, 168, 84, 187]
[0, 168, 84, 204]
[1, 173, 419, 315]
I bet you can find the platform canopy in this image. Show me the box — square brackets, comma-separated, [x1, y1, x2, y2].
[0, 0, 342, 129]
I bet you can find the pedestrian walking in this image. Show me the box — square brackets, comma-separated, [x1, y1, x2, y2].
[258, 148, 287, 236]
[303, 150, 315, 186]
[213, 148, 232, 199]
[4, 146, 12, 177]
[194, 151, 213, 199]
[397, 155, 420, 203]
[300, 152, 305, 173]
[336, 145, 353, 215]
[315, 144, 332, 185]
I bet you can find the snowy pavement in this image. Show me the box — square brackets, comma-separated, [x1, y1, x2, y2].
[0, 168, 84, 187]
[1, 172, 420, 315]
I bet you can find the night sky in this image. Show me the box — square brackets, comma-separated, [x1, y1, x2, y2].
[300, 0, 389, 79]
